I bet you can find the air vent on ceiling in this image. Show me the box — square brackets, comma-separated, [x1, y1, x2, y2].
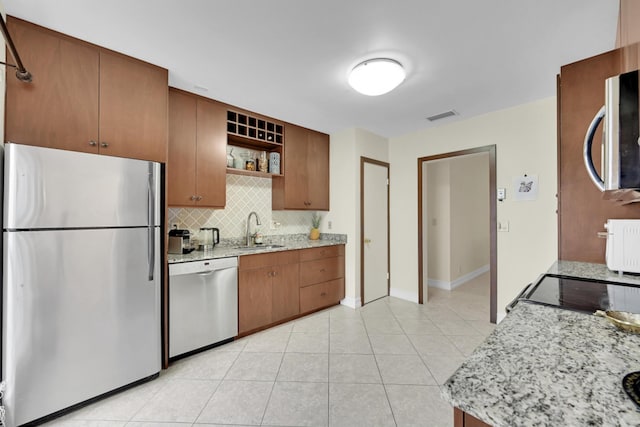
[426, 110, 458, 122]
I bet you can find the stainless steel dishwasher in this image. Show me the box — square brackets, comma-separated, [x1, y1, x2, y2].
[169, 257, 238, 359]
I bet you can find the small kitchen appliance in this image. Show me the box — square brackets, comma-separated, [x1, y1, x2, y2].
[198, 227, 220, 251]
[168, 228, 192, 254]
[604, 219, 640, 274]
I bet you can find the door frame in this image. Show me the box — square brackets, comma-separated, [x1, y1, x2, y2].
[417, 145, 497, 323]
[360, 157, 390, 305]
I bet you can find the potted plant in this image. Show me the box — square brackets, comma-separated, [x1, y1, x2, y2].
[309, 212, 321, 240]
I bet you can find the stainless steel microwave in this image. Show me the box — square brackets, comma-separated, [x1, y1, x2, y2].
[584, 69, 640, 203]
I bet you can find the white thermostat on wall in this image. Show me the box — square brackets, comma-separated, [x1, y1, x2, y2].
[497, 188, 506, 201]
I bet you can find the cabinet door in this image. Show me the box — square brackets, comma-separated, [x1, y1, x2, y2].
[282, 124, 310, 209]
[306, 131, 330, 210]
[195, 99, 227, 207]
[168, 90, 197, 206]
[272, 263, 300, 322]
[6, 17, 99, 153]
[238, 267, 273, 334]
[99, 51, 168, 163]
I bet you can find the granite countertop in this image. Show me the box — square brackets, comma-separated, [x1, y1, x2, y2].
[168, 236, 346, 264]
[442, 261, 640, 427]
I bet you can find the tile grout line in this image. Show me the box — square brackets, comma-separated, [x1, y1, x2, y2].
[258, 325, 293, 426]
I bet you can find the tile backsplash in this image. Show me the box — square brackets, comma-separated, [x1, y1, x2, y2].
[168, 174, 314, 241]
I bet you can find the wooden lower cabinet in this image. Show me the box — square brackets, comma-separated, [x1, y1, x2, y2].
[238, 251, 300, 334]
[300, 279, 344, 313]
[453, 408, 491, 427]
[238, 245, 345, 335]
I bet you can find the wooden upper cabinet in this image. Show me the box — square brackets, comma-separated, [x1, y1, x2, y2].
[272, 124, 330, 211]
[99, 51, 168, 163]
[168, 90, 197, 206]
[5, 16, 168, 163]
[558, 44, 640, 262]
[6, 17, 99, 153]
[167, 88, 226, 208]
[195, 99, 227, 207]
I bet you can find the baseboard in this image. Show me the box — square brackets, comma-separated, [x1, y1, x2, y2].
[340, 295, 361, 308]
[389, 287, 419, 303]
[428, 264, 490, 291]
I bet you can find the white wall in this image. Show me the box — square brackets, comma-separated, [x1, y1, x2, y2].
[327, 128, 389, 307]
[389, 97, 558, 318]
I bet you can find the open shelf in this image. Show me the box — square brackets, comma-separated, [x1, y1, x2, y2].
[227, 110, 283, 145]
[226, 167, 283, 179]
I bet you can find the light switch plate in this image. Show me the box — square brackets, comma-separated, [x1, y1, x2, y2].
[498, 221, 510, 232]
[497, 188, 506, 201]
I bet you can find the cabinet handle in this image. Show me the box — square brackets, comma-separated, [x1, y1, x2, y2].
[88, 140, 97, 147]
[196, 196, 203, 201]
[272, 271, 278, 277]
[100, 142, 109, 148]
[190, 195, 197, 201]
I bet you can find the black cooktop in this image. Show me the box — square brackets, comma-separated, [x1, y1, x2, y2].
[521, 274, 640, 314]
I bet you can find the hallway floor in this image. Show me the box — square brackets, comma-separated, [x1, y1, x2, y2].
[45, 273, 494, 427]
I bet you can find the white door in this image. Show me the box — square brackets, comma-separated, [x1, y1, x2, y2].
[363, 160, 389, 304]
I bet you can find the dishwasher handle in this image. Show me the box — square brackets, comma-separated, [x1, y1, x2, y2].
[197, 271, 216, 277]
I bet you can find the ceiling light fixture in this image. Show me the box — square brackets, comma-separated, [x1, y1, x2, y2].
[348, 58, 405, 96]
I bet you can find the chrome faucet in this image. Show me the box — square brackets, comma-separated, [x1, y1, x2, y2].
[246, 211, 261, 246]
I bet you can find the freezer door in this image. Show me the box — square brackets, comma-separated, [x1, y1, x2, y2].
[4, 143, 161, 229]
[2, 228, 161, 427]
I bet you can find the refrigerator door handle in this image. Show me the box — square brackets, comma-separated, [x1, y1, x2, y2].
[147, 164, 155, 281]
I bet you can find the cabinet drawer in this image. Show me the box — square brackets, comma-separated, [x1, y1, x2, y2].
[299, 256, 344, 287]
[299, 245, 344, 262]
[299, 279, 344, 314]
[239, 250, 299, 270]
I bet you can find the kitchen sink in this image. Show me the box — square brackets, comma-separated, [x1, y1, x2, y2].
[233, 244, 286, 251]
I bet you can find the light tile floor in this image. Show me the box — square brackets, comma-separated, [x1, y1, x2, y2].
[45, 273, 494, 427]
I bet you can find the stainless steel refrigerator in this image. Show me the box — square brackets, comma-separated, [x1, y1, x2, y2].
[2, 143, 162, 427]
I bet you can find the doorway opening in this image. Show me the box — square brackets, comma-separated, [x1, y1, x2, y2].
[360, 157, 390, 305]
[417, 146, 497, 323]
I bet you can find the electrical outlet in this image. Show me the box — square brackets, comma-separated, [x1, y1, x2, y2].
[270, 220, 281, 230]
[328, 220, 332, 230]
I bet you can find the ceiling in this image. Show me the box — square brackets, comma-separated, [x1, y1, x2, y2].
[4, 1, 620, 138]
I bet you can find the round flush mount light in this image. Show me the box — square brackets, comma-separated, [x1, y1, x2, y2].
[348, 58, 406, 96]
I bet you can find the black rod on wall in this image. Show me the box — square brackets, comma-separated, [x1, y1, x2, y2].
[0, 15, 32, 82]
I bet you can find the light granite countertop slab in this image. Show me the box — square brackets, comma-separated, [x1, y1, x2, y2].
[168, 237, 345, 264]
[442, 261, 640, 427]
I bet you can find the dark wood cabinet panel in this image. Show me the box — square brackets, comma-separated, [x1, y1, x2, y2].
[5, 16, 168, 163]
[167, 88, 226, 207]
[6, 17, 99, 153]
[558, 44, 640, 262]
[307, 130, 330, 210]
[453, 408, 491, 427]
[299, 256, 345, 287]
[168, 90, 197, 206]
[272, 263, 300, 322]
[299, 245, 344, 262]
[300, 279, 344, 314]
[196, 99, 227, 208]
[238, 267, 273, 334]
[238, 247, 343, 335]
[99, 51, 168, 163]
[272, 124, 330, 211]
